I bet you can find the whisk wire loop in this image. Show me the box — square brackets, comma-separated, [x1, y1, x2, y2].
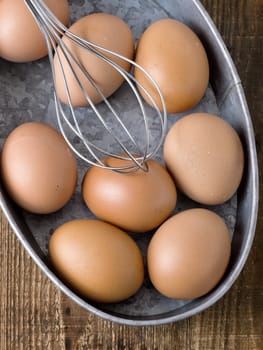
[24, 0, 167, 173]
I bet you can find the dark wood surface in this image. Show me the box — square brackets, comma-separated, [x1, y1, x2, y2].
[0, 1, 262, 349]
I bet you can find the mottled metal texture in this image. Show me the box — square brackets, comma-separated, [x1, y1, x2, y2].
[0, 0, 258, 325]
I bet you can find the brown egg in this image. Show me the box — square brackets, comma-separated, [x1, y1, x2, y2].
[82, 156, 177, 232]
[0, 0, 70, 62]
[49, 219, 144, 303]
[134, 18, 209, 113]
[0, 122, 77, 214]
[147, 208, 231, 300]
[163, 113, 244, 205]
[53, 13, 134, 107]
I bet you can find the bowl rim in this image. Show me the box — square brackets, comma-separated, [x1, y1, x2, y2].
[0, 0, 259, 326]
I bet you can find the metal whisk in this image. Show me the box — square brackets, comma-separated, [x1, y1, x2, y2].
[24, 0, 167, 173]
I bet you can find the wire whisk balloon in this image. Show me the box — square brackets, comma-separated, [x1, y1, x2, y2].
[24, 0, 167, 173]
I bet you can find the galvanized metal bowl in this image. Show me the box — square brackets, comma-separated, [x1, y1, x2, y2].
[0, 0, 258, 325]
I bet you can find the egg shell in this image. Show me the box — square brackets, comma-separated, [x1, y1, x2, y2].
[0, 122, 77, 214]
[134, 18, 209, 113]
[53, 13, 134, 107]
[163, 113, 244, 205]
[0, 0, 70, 62]
[49, 219, 144, 303]
[82, 157, 177, 232]
[147, 208, 231, 300]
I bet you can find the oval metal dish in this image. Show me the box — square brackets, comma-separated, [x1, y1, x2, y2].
[0, 0, 259, 325]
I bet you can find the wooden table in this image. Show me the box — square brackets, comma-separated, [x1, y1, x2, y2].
[0, 1, 262, 349]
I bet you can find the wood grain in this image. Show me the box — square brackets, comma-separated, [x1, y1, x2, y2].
[0, 1, 262, 349]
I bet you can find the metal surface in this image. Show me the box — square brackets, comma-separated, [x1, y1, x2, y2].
[0, 0, 259, 326]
